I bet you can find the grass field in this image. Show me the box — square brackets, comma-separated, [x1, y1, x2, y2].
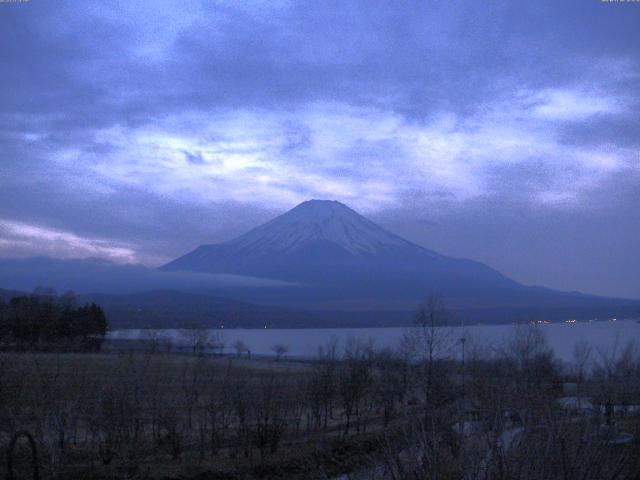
[1, 328, 640, 479]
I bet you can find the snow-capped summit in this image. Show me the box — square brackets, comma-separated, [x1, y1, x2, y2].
[160, 200, 516, 297]
[225, 199, 436, 257]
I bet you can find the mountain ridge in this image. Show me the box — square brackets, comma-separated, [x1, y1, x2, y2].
[2, 200, 637, 327]
[160, 200, 603, 307]
[159, 200, 640, 322]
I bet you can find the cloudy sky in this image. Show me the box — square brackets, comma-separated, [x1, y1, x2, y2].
[1, 0, 639, 298]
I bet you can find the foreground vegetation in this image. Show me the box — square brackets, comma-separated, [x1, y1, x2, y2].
[1, 299, 640, 479]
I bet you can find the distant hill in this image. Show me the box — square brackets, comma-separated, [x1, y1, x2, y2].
[1, 287, 416, 329]
[78, 290, 316, 329]
[1, 285, 638, 328]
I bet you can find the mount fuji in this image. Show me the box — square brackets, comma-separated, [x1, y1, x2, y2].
[161, 200, 640, 321]
[161, 200, 517, 295]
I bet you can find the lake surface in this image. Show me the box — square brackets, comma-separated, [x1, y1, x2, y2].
[109, 319, 640, 364]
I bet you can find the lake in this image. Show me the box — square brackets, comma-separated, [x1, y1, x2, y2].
[108, 319, 640, 364]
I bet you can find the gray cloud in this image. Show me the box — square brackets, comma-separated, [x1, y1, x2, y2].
[181, 150, 206, 165]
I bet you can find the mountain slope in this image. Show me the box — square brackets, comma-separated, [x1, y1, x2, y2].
[209, 199, 441, 258]
[162, 200, 518, 293]
[159, 200, 560, 303]
[163, 200, 451, 263]
[78, 290, 312, 329]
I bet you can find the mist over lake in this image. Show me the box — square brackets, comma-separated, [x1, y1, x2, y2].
[109, 319, 640, 364]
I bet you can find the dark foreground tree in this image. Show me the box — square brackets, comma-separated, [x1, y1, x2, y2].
[0, 291, 109, 351]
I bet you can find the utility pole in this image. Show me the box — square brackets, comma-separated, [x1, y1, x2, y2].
[458, 322, 467, 443]
[461, 335, 466, 405]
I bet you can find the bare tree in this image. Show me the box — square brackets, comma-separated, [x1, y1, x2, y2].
[181, 328, 211, 355]
[403, 295, 454, 419]
[210, 331, 226, 356]
[308, 336, 339, 432]
[143, 329, 160, 354]
[500, 324, 559, 430]
[271, 343, 289, 361]
[161, 335, 174, 354]
[338, 337, 373, 435]
[572, 339, 592, 400]
[232, 339, 249, 358]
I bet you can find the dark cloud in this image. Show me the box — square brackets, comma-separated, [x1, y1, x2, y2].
[181, 150, 206, 165]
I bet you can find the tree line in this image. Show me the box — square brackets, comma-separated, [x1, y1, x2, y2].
[0, 288, 108, 351]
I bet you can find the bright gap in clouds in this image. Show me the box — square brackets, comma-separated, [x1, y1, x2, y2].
[49, 84, 636, 214]
[0, 219, 139, 263]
